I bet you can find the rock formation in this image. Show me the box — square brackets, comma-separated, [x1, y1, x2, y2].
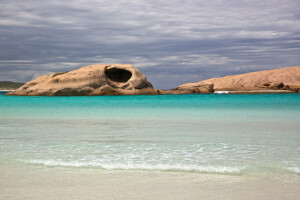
[6, 64, 300, 96]
[178, 66, 300, 93]
[157, 80, 213, 94]
[7, 64, 156, 96]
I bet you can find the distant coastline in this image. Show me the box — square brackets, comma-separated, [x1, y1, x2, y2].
[0, 81, 24, 92]
[0, 90, 14, 92]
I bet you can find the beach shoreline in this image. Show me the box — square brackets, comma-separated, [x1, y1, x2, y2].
[1, 163, 299, 200]
[214, 90, 295, 94]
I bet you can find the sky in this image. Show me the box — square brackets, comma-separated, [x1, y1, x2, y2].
[0, 0, 299, 89]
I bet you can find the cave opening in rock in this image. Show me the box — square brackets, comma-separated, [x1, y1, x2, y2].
[105, 68, 132, 83]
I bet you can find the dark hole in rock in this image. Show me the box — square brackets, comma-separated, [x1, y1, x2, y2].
[105, 68, 132, 83]
[277, 83, 284, 89]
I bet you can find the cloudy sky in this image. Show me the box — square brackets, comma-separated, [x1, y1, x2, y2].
[0, 0, 299, 89]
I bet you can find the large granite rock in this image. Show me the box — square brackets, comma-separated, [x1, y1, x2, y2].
[179, 66, 300, 93]
[7, 64, 156, 96]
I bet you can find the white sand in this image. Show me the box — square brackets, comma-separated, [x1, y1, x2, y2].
[1, 163, 299, 200]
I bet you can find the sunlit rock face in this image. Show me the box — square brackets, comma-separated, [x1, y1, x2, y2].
[7, 64, 156, 96]
[157, 81, 214, 95]
[177, 66, 300, 93]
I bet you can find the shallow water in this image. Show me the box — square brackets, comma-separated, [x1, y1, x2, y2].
[0, 93, 300, 199]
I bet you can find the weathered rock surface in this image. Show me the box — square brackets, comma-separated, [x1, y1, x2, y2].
[179, 66, 300, 93]
[157, 80, 214, 95]
[7, 64, 156, 96]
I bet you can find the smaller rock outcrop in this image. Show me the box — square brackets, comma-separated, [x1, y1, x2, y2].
[7, 64, 156, 96]
[157, 81, 213, 94]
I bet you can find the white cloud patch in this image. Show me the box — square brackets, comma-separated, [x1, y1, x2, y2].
[161, 54, 232, 66]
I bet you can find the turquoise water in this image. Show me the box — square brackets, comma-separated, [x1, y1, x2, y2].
[0, 93, 300, 175]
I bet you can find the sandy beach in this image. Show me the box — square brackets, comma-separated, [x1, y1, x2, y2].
[1, 163, 299, 200]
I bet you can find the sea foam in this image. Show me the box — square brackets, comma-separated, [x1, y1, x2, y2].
[25, 159, 244, 174]
[287, 167, 300, 174]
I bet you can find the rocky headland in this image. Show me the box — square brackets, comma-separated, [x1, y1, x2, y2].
[6, 65, 300, 96]
[178, 66, 300, 94]
[7, 64, 155, 96]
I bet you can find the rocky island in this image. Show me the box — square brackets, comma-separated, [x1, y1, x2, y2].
[6, 64, 300, 96]
[179, 66, 300, 94]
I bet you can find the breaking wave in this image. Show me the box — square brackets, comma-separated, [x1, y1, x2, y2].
[286, 167, 300, 174]
[24, 159, 244, 174]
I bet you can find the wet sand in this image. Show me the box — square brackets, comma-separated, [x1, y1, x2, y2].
[1, 163, 299, 200]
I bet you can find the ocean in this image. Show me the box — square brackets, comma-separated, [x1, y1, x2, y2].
[0, 93, 299, 199]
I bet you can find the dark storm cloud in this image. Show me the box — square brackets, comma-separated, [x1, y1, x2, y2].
[0, 0, 300, 89]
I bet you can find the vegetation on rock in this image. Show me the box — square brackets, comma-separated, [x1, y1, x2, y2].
[0, 81, 24, 90]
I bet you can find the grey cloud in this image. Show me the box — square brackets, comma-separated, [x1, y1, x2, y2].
[0, 0, 300, 89]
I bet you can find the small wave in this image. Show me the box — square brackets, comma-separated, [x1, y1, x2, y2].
[24, 159, 244, 174]
[286, 167, 300, 174]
